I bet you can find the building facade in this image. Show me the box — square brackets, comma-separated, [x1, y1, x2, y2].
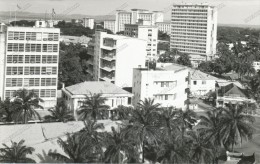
[104, 20, 116, 34]
[62, 81, 133, 117]
[155, 22, 171, 35]
[0, 21, 60, 108]
[171, 3, 217, 65]
[132, 65, 189, 109]
[124, 24, 158, 61]
[86, 31, 147, 88]
[115, 10, 132, 33]
[82, 18, 94, 29]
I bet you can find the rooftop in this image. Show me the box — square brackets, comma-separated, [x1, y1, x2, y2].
[64, 81, 131, 95]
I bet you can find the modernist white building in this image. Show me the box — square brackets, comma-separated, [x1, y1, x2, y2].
[155, 22, 171, 35]
[132, 64, 189, 109]
[104, 20, 116, 34]
[86, 31, 147, 88]
[82, 18, 94, 29]
[124, 24, 158, 61]
[171, 3, 217, 65]
[0, 21, 60, 108]
[115, 10, 132, 33]
[62, 81, 133, 117]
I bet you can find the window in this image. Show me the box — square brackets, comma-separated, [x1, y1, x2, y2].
[25, 44, 41, 52]
[40, 89, 56, 97]
[24, 67, 40, 75]
[24, 78, 40, 87]
[42, 55, 58, 63]
[42, 44, 58, 52]
[5, 90, 16, 98]
[7, 43, 24, 52]
[8, 31, 25, 40]
[173, 93, 177, 100]
[25, 55, 41, 63]
[41, 67, 57, 75]
[202, 80, 206, 85]
[6, 67, 23, 75]
[42, 33, 59, 41]
[7, 55, 23, 63]
[193, 81, 197, 85]
[6, 78, 23, 87]
[41, 78, 57, 86]
[26, 32, 42, 41]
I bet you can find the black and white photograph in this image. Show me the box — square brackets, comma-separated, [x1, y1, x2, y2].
[0, 0, 259, 163]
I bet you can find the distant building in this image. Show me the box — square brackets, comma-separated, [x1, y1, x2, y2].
[86, 31, 147, 87]
[216, 83, 255, 108]
[71, 19, 82, 24]
[104, 20, 116, 33]
[0, 20, 60, 108]
[253, 61, 260, 72]
[115, 10, 132, 32]
[82, 18, 94, 29]
[171, 3, 217, 66]
[62, 81, 133, 117]
[124, 24, 158, 61]
[132, 64, 189, 109]
[155, 22, 171, 35]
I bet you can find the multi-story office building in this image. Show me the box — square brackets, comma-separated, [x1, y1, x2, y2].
[132, 64, 189, 109]
[104, 20, 116, 34]
[86, 31, 147, 88]
[82, 18, 94, 29]
[0, 20, 60, 108]
[155, 22, 171, 35]
[124, 24, 158, 61]
[115, 10, 132, 33]
[171, 3, 217, 66]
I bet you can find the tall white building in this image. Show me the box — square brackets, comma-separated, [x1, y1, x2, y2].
[171, 3, 217, 66]
[124, 24, 158, 61]
[86, 31, 147, 88]
[82, 18, 94, 29]
[115, 10, 132, 33]
[104, 20, 116, 34]
[132, 64, 189, 109]
[155, 22, 171, 35]
[0, 20, 60, 108]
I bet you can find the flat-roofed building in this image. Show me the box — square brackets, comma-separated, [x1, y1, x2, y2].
[155, 22, 171, 35]
[171, 3, 217, 66]
[115, 10, 132, 33]
[132, 64, 189, 109]
[82, 18, 94, 29]
[104, 20, 116, 34]
[0, 20, 60, 108]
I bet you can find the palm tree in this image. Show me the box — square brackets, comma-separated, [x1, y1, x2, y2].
[0, 98, 14, 122]
[113, 105, 133, 120]
[48, 133, 100, 163]
[122, 98, 161, 163]
[187, 130, 214, 164]
[37, 150, 59, 163]
[77, 93, 109, 121]
[219, 103, 255, 152]
[103, 127, 138, 163]
[0, 139, 35, 163]
[12, 89, 43, 124]
[44, 100, 74, 122]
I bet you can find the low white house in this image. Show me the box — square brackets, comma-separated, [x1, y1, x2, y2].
[61, 81, 133, 117]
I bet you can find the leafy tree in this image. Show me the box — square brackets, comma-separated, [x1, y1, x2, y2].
[219, 103, 255, 152]
[122, 98, 161, 163]
[44, 100, 74, 122]
[0, 140, 35, 163]
[77, 93, 109, 121]
[157, 42, 169, 51]
[176, 53, 192, 67]
[198, 61, 214, 73]
[103, 127, 138, 163]
[10, 20, 35, 27]
[0, 98, 14, 122]
[158, 31, 170, 41]
[49, 133, 100, 163]
[158, 49, 179, 63]
[113, 105, 133, 120]
[12, 89, 43, 124]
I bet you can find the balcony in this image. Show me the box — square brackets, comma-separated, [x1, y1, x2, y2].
[101, 53, 116, 61]
[100, 76, 115, 82]
[100, 65, 115, 72]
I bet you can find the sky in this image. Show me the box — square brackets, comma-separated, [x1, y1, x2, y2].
[0, 0, 260, 25]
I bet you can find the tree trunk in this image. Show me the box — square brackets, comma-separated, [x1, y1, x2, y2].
[142, 141, 145, 163]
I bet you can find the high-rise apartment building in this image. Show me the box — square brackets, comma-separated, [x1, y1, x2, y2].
[155, 22, 171, 34]
[115, 10, 132, 33]
[86, 31, 147, 88]
[124, 24, 158, 61]
[171, 3, 217, 66]
[0, 20, 60, 108]
[82, 18, 94, 29]
[104, 20, 116, 33]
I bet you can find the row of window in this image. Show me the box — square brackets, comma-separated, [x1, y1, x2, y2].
[7, 43, 58, 52]
[6, 66, 57, 75]
[172, 35, 207, 40]
[5, 89, 56, 98]
[172, 19, 208, 23]
[7, 55, 58, 64]
[172, 26, 207, 30]
[172, 9, 208, 13]
[172, 47, 206, 54]
[154, 81, 177, 87]
[171, 45, 206, 50]
[171, 41, 206, 47]
[5, 78, 57, 87]
[154, 94, 177, 100]
[8, 31, 59, 41]
[172, 28, 206, 33]
[172, 32, 207, 37]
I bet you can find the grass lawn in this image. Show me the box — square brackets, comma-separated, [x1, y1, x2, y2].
[234, 116, 260, 163]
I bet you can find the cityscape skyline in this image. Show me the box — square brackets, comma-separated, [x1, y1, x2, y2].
[0, 0, 259, 25]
